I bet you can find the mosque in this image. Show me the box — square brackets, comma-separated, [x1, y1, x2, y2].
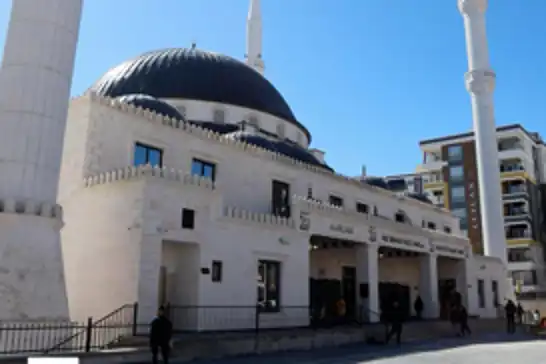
[0, 0, 510, 330]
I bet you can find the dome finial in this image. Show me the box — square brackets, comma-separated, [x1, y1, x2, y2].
[191, 40, 197, 49]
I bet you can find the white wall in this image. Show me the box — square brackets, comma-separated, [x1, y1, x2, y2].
[471, 255, 506, 318]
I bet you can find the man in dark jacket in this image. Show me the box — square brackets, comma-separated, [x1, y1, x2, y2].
[385, 300, 404, 345]
[459, 305, 471, 336]
[413, 296, 424, 320]
[505, 300, 517, 334]
[150, 306, 173, 364]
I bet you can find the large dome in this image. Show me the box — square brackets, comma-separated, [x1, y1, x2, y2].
[89, 47, 309, 138]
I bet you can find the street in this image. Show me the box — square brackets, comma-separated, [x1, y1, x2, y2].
[180, 332, 544, 364]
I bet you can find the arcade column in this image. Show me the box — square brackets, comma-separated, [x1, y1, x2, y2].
[419, 253, 440, 319]
[356, 244, 379, 323]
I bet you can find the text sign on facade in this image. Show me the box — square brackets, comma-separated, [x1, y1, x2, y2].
[330, 224, 354, 234]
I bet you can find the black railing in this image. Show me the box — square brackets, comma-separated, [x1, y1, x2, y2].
[0, 303, 138, 355]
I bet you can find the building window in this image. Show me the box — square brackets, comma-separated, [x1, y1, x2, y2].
[508, 248, 532, 263]
[134, 142, 163, 167]
[272, 180, 290, 218]
[257, 260, 280, 312]
[452, 208, 467, 220]
[276, 123, 285, 138]
[427, 222, 436, 230]
[451, 186, 466, 203]
[443, 226, 452, 234]
[395, 211, 407, 223]
[449, 166, 464, 181]
[181, 208, 195, 229]
[356, 202, 369, 214]
[447, 145, 463, 161]
[329, 195, 343, 207]
[178, 105, 187, 118]
[477, 279, 485, 308]
[512, 270, 538, 286]
[492, 280, 499, 307]
[211, 261, 222, 283]
[213, 109, 225, 123]
[296, 132, 303, 144]
[191, 158, 216, 181]
[248, 115, 259, 128]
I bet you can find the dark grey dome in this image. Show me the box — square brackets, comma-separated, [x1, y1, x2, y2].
[117, 94, 184, 120]
[89, 47, 310, 141]
[226, 131, 332, 171]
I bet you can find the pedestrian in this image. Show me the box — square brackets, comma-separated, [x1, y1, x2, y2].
[450, 304, 460, 336]
[504, 300, 516, 334]
[150, 306, 173, 364]
[385, 300, 404, 345]
[414, 296, 424, 320]
[533, 309, 541, 325]
[516, 302, 524, 324]
[459, 305, 471, 336]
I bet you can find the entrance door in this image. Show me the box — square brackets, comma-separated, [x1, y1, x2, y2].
[342, 266, 357, 319]
[438, 279, 456, 319]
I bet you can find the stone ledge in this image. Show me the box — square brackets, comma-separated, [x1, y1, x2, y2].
[0, 198, 62, 221]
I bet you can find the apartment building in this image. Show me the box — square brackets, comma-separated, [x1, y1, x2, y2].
[417, 124, 546, 299]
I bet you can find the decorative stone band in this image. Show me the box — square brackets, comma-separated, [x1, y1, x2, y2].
[0, 198, 62, 220]
[292, 195, 368, 220]
[84, 93, 453, 216]
[83, 165, 215, 190]
[222, 206, 296, 229]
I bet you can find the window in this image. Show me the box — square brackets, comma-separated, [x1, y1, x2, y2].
[307, 185, 313, 199]
[443, 226, 452, 234]
[477, 279, 485, 308]
[395, 211, 407, 223]
[492, 280, 499, 307]
[296, 132, 302, 144]
[248, 116, 259, 129]
[512, 270, 538, 286]
[181, 208, 195, 229]
[191, 158, 216, 181]
[178, 105, 187, 118]
[452, 208, 467, 220]
[213, 109, 225, 123]
[272, 180, 291, 218]
[276, 123, 285, 138]
[211, 261, 223, 282]
[449, 166, 464, 181]
[257, 260, 280, 312]
[447, 145, 463, 161]
[356, 202, 369, 214]
[329, 195, 343, 207]
[134, 143, 163, 167]
[508, 248, 532, 263]
[427, 222, 436, 230]
[451, 186, 466, 203]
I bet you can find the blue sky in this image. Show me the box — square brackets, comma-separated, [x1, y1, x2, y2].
[0, 1, 544, 177]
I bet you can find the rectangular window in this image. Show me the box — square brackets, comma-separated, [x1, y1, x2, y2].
[492, 280, 499, 307]
[257, 260, 281, 312]
[451, 186, 466, 203]
[134, 142, 163, 167]
[427, 222, 436, 230]
[356, 202, 369, 214]
[191, 158, 216, 181]
[181, 208, 195, 229]
[449, 166, 464, 181]
[508, 248, 532, 263]
[512, 270, 538, 286]
[452, 208, 467, 220]
[307, 186, 313, 199]
[443, 226, 452, 234]
[477, 279, 485, 308]
[211, 261, 222, 283]
[272, 180, 290, 218]
[329, 195, 344, 208]
[447, 145, 463, 162]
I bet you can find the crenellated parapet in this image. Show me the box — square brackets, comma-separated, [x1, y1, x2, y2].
[0, 198, 63, 221]
[84, 92, 451, 216]
[83, 164, 215, 190]
[222, 205, 296, 229]
[292, 195, 368, 220]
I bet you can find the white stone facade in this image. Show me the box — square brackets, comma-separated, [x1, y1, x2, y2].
[58, 94, 507, 328]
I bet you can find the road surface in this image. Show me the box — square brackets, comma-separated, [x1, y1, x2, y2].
[181, 332, 544, 364]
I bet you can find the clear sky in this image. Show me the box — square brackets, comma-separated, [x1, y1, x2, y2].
[0, 1, 544, 177]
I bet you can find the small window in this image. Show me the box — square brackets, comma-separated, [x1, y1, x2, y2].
[213, 109, 225, 123]
[182, 208, 195, 229]
[427, 222, 436, 230]
[248, 116, 259, 128]
[449, 166, 464, 181]
[477, 279, 485, 308]
[276, 123, 285, 138]
[307, 185, 313, 199]
[257, 260, 281, 312]
[356, 202, 369, 214]
[134, 142, 163, 167]
[329, 195, 343, 207]
[191, 158, 216, 181]
[212, 261, 223, 282]
[395, 211, 406, 223]
[443, 226, 452, 234]
[492, 280, 499, 307]
[447, 145, 463, 161]
[451, 186, 466, 202]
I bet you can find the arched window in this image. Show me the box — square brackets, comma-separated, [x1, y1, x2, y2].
[249, 115, 260, 129]
[395, 210, 412, 225]
[276, 123, 285, 138]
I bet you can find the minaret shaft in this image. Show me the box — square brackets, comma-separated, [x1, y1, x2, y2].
[458, 0, 507, 264]
[246, 0, 264, 74]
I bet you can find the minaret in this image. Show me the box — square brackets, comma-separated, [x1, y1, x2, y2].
[0, 0, 83, 319]
[458, 0, 506, 264]
[246, 0, 265, 75]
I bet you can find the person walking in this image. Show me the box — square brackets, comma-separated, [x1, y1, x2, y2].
[385, 300, 404, 345]
[150, 306, 173, 364]
[504, 300, 517, 334]
[516, 303, 524, 324]
[459, 305, 471, 337]
[414, 296, 424, 320]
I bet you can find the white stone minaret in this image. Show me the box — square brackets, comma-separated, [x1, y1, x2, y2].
[0, 0, 83, 320]
[458, 0, 507, 264]
[246, 0, 265, 75]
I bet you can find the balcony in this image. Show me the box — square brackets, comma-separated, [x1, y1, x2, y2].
[498, 142, 528, 162]
[422, 174, 445, 190]
[416, 159, 447, 173]
[502, 183, 528, 201]
[504, 206, 530, 222]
